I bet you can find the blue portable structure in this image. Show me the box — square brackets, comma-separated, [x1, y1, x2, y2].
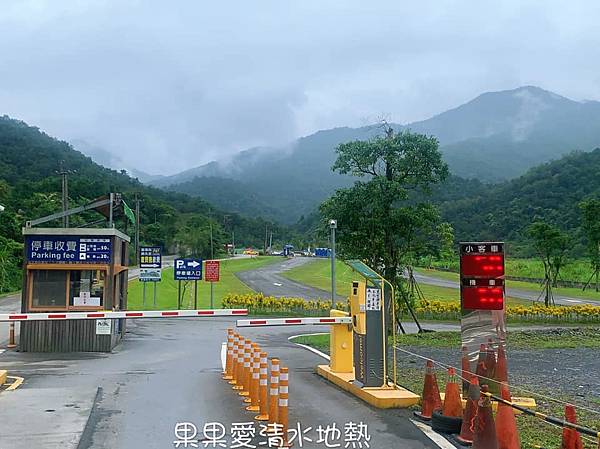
[314, 247, 331, 258]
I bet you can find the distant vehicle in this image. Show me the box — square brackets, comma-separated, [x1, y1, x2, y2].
[243, 249, 259, 256]
[283, 244, 294, 257]
[314, 247, 331, 258]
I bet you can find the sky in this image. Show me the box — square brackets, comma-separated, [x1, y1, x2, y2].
[1, 1, 600, 175]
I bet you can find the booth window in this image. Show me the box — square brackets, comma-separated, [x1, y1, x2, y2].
[31, 270, 68, 308]
[69, 270, 105, 307]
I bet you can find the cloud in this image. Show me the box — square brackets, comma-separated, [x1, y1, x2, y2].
[1, 0, 599, 174]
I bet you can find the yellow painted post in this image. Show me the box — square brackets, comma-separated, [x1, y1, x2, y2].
[239, 340, 252, 397]
[329, 310, 353, 374]
[255, 351, 269, 421]
[268, 358, 280, 425]
[279, 367, 289, 447]
[245, 344, 260, 411]
[233, 337, 244, 390]
[223, 329, 234, 380]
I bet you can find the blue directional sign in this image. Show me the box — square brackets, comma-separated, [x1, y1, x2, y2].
[26, 236, 112, 263]
[174, 258, 203, 281]
[140, 246, 162, 269]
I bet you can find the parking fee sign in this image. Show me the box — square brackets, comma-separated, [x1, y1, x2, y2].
[204, 260, 220, 282]
[174, 258, 203, 281]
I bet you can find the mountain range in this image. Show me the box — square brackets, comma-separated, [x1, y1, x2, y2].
[141, 86, 600, 224]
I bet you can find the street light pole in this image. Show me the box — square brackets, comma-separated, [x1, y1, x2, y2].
[329, 219, 337, 307]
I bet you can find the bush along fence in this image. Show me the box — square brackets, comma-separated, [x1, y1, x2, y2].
[224, 294, 600, 324]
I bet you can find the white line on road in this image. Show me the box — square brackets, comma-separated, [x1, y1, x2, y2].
[273, 282, 282, 287]
[564, 299, 582, 303]
[0, 349, 5, 356]
[410, 419, 456, 449]
[288, 333, 331, 361]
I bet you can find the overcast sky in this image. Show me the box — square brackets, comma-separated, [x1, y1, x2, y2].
[2, 1, 600, 175]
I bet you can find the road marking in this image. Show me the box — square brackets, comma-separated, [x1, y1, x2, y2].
[0, 349, 5, 355]
[288, 333, 331, 361]
[564, 299, 582, 303]
[273, 282, 282, 287]
[410, 419, 456, 449]
[221, 342, 227, 372]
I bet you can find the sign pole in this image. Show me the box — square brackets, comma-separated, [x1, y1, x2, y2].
[143, 282, 147, 307]
[210, 282, 214, 309]
[153, 282, 157, 307]
[194, 280, 198, 309]
[178, 280, 181, 310]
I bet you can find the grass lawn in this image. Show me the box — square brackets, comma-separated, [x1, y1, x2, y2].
[281, 258, 355, 297]
[128, 256, 279, 309]
[416, 267, 600, 301]
[282, 258, 529, 306]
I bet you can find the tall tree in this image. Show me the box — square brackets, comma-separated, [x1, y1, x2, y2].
[579, 199, 600, 291]
[320, 126, 448, 287]
[527, 221, 570, 306]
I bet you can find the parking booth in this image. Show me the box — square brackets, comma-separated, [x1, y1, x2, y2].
[20, 227, 130, 352]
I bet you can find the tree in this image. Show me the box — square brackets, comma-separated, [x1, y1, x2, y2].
[320, 126, 448, 296]
[527, 221, 570, 306]
[579, 199, 600, 291]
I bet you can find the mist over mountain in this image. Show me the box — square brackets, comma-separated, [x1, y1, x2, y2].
[154, 86, 600, 224]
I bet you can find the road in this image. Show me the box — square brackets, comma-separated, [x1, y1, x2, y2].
[412, 270, 600, 307]
[0, 317, 438, 449]
[236, 257, 347, 302]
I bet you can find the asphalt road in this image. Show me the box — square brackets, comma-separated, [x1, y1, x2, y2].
[412, 270, 600, 307]
[0, 317, 438, 449]
[236, 257, 347, 302]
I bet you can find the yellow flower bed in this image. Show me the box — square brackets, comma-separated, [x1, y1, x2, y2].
[414, 299, 600, 322]
[224, 294, 599, 323]
[223, 293, 348, 312]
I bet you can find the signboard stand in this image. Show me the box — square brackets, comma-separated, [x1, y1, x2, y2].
[178, 280, 182, 310]
[205, 260, 220, 309]
[139, 246, 162, 307]
[194, 281, 198, 309]
[459, 241, 506, 392]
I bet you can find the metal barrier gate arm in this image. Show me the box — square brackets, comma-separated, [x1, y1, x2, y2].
[0, 309, 248, 322]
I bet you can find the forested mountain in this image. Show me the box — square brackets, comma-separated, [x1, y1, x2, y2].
[0, 116, 298, 292]
[153, 86, 600, 223]
[439, 149, 600, 255]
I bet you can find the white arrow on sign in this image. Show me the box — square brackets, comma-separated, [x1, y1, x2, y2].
[188, 260, 201, 268]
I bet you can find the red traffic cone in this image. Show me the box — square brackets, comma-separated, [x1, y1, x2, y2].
[462, 345, 471, 395]
[495, 343, 508, 384]
[495, 383, 520, 449]
[457, 376, 480, 445]
[443, 367, 463, 418]
[472, 385, 498, 449]
[561, 404, 583, 449]
[414, 360, 443, 420]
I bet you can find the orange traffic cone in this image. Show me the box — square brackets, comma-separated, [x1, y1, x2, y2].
[456, 376, 480, 445]
[495, 343, 508, 384]
[495, 383, 520, 449]
[561, 404, 583, 449]
[461, 346, 471, 395]
[485, 341, 497, 382]
[472, 385, 498, 449]
[414, 360, 442, 420]
[442, 367, 463, 418]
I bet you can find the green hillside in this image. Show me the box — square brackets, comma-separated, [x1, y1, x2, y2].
[439, 149, 600, 254]
[0, 116, 298, 293]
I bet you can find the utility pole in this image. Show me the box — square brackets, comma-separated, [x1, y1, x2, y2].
[57, 161, 71, 228]
[269, 230, 273, 251]
[135, 193, 141, 264]
[329, 219, 337, 307]
[264, 224, 268, 254]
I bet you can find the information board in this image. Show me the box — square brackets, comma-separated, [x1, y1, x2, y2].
[204, 260, 220, 282]
[140, 246, 162, 269]
[26, 236, 112, 263]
